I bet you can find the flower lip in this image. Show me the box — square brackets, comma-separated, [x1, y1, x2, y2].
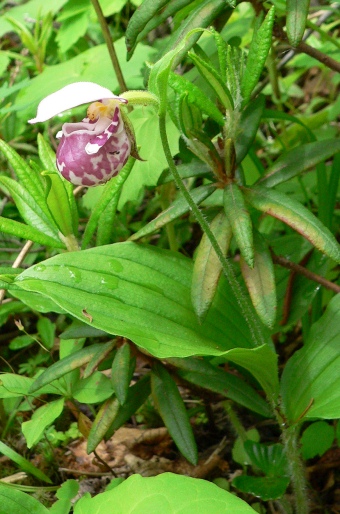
[28, 81, 128, 124]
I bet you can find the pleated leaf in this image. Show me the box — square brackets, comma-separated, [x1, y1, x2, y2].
[152, 362, 198, 465]
[281, 294, 340, 422]
[224, 182, 254, 267]
[191, 211, 232, 320]
[244, 186, 340, 263]
[11, 243, 261, 359]
[240, 232, 277, 328]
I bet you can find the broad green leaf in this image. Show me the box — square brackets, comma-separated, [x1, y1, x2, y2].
[244, 441, 288, 476]
[236, 95, 265, 164]
[240, 232, 276, 328]
[130, 184, 215, 241]
[222, 345, 279, 402]
[111, 343, 131, 405]
[73, 473, 257, 514]
[10, 243, 259, 359]
[281, 294, 340, 422]
[170, 357, 272, 417]
[22, 398, 65, 448]
[105, 375, 151, 438]
[72, 372, 114, 404]
[0, 441, 51, 483]
[0, 216, 65, 249]
[286, 0, 310, 47]
[87, 397, 120, 453]
[29, 344, 104, 392]
[224, 183, 254, 267]
[37, 317, 55, 350]
[56, 9, 89, 53]
[244, 186, 340, 263]
[300, 421, 334, 460]
[0, 484, 50, 513]
[233, 475, 290, 502]
[9, 334, 35, 350]
[191, 211, 232, 321]
[258, 139, 340, 188]
[83, 340, 116, 378]
[241, 7, 275, 105]
[168, 72, 224, 126]
[152, 363, 198, 464]
[188, 51, 234, 109]
[0, 177, 60, 240]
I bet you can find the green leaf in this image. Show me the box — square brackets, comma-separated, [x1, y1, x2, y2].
[222, 345, 279, 402]
[244, 441, 288, 476]
[244, 186, 340, 263]
[87, 397, 120, 453]
[73, 473, 257, 514]
[105, 375, 151, 438]
[111, 343, 131, 405]
[83, 340, 116, 379]
[233, 475, 290, 502]
[0, 216, 65, 249]
[188, 51, 234, 110]
[300, 421, 334, 460]
[29, 344, 104, 393]
[286, 0, 310, 47]
[10, 243, 259, 359]
[125, 0, 169, 57]
[170, 357, 272, 417]
[0, 441, 52, 483]
[130, 184, 215, 241]
[22, 398, 65, 448]
[281, 294, 340, 422]
[224, 182, 254, 268]
[72, 372, 114, 404]
[191, 211, 232, 321]
[236, 95, 265, 165]
[258, 139, 340, 188]
[37, 317, 55, 350]
[241, 6, 275, 105]
[240, 232, 277, 328]
[0, 484, 50, 514]
[168, 72, 224, 126]
[56, 9, 89, 53]
[0, 177, 60, 240]
[152, 363, 197, 464]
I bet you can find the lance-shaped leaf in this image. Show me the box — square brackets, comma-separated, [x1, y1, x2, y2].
[240, 232, 277, 328]
[87, 397, 120, 454]
[224, 182, 254, 267]
[111, 343, 131, 405]
[241, 6, 275, 106]
[105, 375, 151, 439]
[286, 0, 310, 47]
[188, 51, 234, 110]
[244, 186, 340, 263]
[177, 92, 203, 138]
[169, 357, 272, 417]
[281, 293, 340, 422]
[0, 441, 52, 483]
[0, 176, 60, 240]
[0, 216, 65, 249]
[236, 95, 265, 164]
[192, 211, 232, 321]
[152, 362, 198, 465]
[22, 398, 65, 448]
[258, 139, 340, 188]
[168, 72, 225, 126]
[130, 184, 215, 241]
[0, 485, 50, 514]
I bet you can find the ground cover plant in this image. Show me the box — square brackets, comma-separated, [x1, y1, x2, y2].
[0, 0, 340, 512]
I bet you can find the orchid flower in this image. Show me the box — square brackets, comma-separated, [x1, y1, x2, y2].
[29, 82, 132, 186]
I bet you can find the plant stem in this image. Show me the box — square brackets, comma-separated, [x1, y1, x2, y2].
[281, 424, 309, 514]
[90, 0, 127, 93]
[223, 401, 248, 442]
[159, 114, 267, 348]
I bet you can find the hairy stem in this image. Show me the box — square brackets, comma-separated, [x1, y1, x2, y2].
[159, 114, 267, 348]
[281, 424, 309, 514]
[90, 0, 127, 93]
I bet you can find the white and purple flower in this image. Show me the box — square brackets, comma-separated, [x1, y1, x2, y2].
[29, 82, 132, 186]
